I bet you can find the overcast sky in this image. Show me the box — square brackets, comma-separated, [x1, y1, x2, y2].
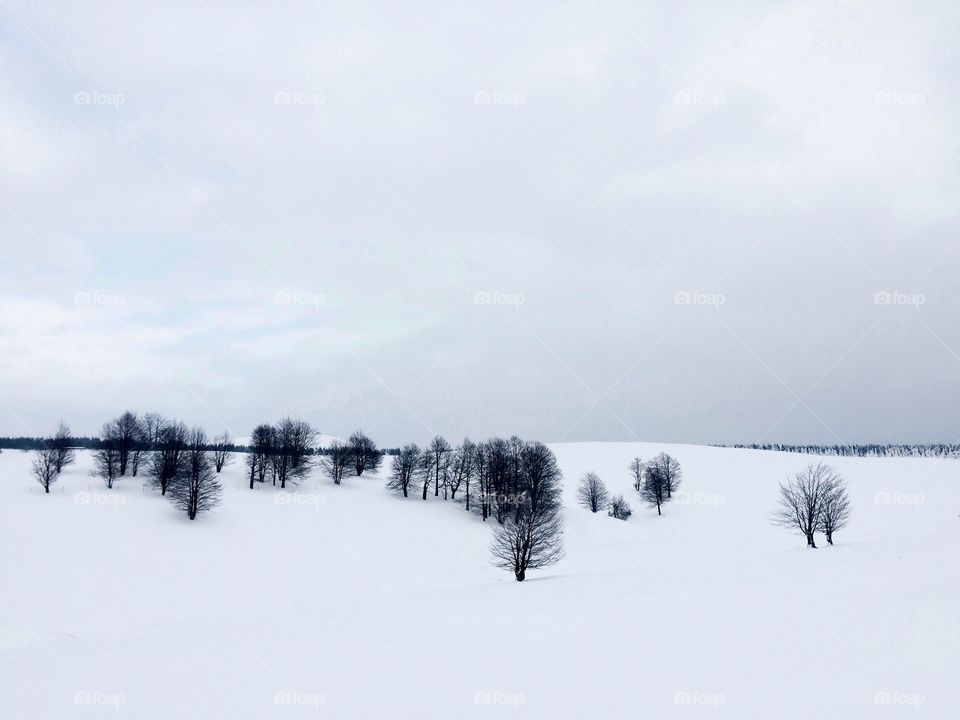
[1, 0, 958, 446]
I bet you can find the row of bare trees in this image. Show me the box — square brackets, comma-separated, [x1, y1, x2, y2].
[386, 435, 565, 581]
[771, 463, 851, 547]
[578, 453, 682, 518]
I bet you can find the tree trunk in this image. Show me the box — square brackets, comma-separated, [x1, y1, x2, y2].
[826, 531, 833, 545]
[515, 568, 525, 582]
[806, 533, 817, 548]
[45, 484, 49, 494]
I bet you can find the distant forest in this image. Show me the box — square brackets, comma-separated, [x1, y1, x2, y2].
[0, 435, 401, 455]
[717, 443, 960, 458]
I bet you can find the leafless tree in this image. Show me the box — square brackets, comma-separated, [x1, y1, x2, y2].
[490, 443, 564, 581]
[108, 411, 140, 476]
[32, 448, 59, 493]
[608, 495, 632, 520]
[169, 427, 222, 520]
[629, 457, 643, 492]
[246, 423, 273, 489]
[142, 412, 166, 448]
[148, 420, 188, 495]
[322, 440, 351, 485]
[424, 435, 451, 499]
[287, 418, 317, 474]
[129, 418, 148, 477]
[817, 468, 851, 545]
[577, 471, 609, 513]
[50, 420, 76, 474]
[387, 443, 421, 497]
[211, 431, 233, 473]
[771, 463, 835, 548]
[270, 418, 315, 488]
[641, 461, 668, 516]
[348, 430, 379, 476]
[94, 435, 122, 489]
[447, 438, 475, 501]
[647, 452, 682, 498]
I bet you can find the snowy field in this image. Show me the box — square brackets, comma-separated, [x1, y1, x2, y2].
[1, 443, 957, 718]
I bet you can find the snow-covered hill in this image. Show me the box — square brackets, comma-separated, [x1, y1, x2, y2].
[0, 443, 956, 718]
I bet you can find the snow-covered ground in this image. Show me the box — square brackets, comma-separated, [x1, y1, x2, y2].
[0, 443, 956, 718]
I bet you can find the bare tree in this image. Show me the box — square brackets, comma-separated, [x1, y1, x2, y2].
[211, 431, 233, 473]
[771, 463, 834, 548]
[108, 411, 140, 476]
[490, 443, 564, 581]
[348, 430, 379, 476]
[129, 418, 148, 477]
[577, 471, 609, 513]
[32, 448, 59, 493]
[447, 438, 475, 501]
[647, 452, 682, 498]
[425, 435, 451, 498]
[246, 423, 273, 489]
[387, 443, 421, 497]
[169, 427, 222, 520]
[148, 420, 188, 495]
[322, 440, 351, 485]
[608, 495, 632, 520]
[50, 421, 76, 474]
[817, 468, 851, 545]
[94, 435, 122, 489]
[641, 461, 668, 516]
[629, 456, 643, 492]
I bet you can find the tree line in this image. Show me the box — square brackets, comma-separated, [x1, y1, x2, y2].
[720, 443, 960, 458]
[385, 435, 565, 581]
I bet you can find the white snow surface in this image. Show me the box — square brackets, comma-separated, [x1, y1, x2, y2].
[0, 442, 957, 718]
